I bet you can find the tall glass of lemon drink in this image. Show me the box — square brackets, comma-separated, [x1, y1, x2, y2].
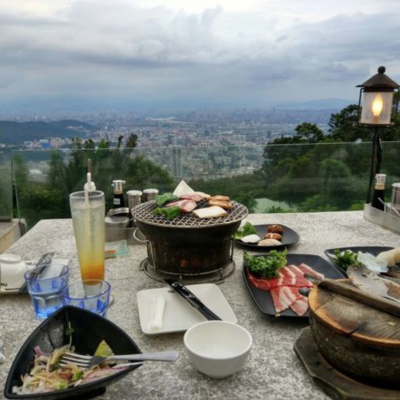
[70, 190, 105, 293]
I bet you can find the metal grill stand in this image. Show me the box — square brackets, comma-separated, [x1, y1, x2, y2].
[132, 200, 248, 280]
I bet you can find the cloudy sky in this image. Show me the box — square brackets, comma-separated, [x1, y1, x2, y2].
[1, 0, 400, 112]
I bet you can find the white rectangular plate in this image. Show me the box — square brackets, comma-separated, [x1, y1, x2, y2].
[137, 283, 237, 335]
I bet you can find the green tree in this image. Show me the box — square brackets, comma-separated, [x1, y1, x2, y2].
[328, 104, 400, 142]
[14, 134, 175, 228]
[234, 191, 257, 213]
[294, 123, 325, 143]
[328, 105, 370, 142]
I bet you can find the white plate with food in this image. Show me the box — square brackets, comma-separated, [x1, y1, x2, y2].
[137, 283, 237, 335]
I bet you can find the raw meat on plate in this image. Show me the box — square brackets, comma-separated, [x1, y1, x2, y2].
[247, 266, 313, 291]
[247, 264, 324, 316]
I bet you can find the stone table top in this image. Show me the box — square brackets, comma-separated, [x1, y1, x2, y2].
[1, 211, 399, 400]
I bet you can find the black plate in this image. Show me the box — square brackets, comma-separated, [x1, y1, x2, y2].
[243, 254, 345, 318]
[236, 224, 300, 250]
[4, 306, 142, 400]
[324, 246, 395, 275]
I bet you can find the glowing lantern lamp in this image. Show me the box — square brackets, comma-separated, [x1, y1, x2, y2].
[356, 66, 400, 203]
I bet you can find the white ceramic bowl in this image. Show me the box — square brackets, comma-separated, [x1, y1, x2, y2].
[183, 321, 252, 379]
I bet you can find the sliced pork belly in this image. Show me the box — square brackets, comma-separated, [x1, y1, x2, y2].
[290, 296, 308, 316]
[166, 199, 197, 213]
[179, 193, 204, 203]
[247, 266, 314, 291]
[194, 191, 211, 199]
[247, 271, 284, 291]
[280, 266, 296, 286]
[286, 265, 314, 288]
[298, 263, 325, 281]
[270, 286, 303, 313]
[247, 263, 319, 316]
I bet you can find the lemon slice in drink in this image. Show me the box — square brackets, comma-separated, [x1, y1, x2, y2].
[94, 340, 114, 357]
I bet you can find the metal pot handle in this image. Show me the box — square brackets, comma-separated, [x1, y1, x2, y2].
[133, 228, 148, 243]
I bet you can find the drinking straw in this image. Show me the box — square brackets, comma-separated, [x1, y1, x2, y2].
[83, 161, 96, 258]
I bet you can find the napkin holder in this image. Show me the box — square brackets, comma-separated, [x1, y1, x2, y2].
[363, 203, 400, 234]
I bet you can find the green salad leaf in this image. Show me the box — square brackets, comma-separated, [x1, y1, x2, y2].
[244, 250, 287, 278]
[155, 193, 178, 206]
[153, 206, 180, 220]
[235, 222, 257, 239]
[332, 249, 361, 271]
[65, 322, 74, 337]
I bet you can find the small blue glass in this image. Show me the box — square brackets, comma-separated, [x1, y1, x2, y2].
[62, 280, 111, 317]
[24, 265, 69, 320]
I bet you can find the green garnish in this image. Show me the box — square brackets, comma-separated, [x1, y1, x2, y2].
[65, 321, 74, 348]
[153, 206, 181, 220]
[65, 322, 74, 337]
[235, 222, 257, 239]
[244, 250, 287, 278]
[155, 193, 178, 206]
[332, 249, 361, 271]
[56, 381, 68, 390]
[73, 371, 84, 381]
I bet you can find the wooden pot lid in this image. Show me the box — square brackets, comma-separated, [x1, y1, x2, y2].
[309, 279, 400, 348]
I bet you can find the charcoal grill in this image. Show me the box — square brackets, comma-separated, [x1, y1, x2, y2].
[132, 200, 248, 280]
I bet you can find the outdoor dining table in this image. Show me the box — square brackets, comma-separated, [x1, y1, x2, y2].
[1, 211, 399, 400]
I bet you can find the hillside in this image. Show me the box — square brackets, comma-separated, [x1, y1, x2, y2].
[0, 120, 98, 145]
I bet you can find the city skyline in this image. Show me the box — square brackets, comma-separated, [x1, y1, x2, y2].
[1, 0, 400, 112]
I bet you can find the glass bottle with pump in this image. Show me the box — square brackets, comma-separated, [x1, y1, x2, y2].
[371, 173, 386, 211]
[111, 180, 126, 208]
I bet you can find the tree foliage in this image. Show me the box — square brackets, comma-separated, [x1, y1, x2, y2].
[14, 134, 175, 228]
[12, 101, 400, 224]
[261, 103, 400, 211]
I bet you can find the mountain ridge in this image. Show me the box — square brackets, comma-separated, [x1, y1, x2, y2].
[0, 120, 98, 145]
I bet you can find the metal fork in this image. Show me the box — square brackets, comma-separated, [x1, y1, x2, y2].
[60, 350, 179, 369]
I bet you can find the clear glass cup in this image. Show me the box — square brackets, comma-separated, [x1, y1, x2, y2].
[24, 265, 69, 320]
[70, 190, 105, 284]
[62, 279, 111, 317]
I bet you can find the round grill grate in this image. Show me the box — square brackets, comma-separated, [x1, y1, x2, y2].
[132, 200, 248, 228]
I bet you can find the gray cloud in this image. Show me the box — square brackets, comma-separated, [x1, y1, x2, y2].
[0, 1, 399, 111]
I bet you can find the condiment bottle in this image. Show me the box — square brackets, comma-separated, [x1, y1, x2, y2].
[392, 183, 400, 207]
[371, 173, 386, 211]
[143, 188, 159, 202]
[127, 190, 143, 226]
[111, 180, 126, 208]
[127, 190, 143, 210]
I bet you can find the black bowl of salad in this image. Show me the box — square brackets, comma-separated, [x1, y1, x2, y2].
[4, 306, 142, 400]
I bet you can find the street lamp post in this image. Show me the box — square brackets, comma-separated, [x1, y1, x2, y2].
[356, 66, 399, 203]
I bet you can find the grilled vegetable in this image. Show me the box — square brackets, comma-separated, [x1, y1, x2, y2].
[155, 193, 178, 206]
[153, 206, 180, 220]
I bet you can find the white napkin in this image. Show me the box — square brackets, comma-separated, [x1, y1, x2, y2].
[39, 263, 65, 279]
[147, 296, 166, 332]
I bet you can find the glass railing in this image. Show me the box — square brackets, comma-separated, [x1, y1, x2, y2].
[0, 150, 12, 221]
[9, 141, 400, 230]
